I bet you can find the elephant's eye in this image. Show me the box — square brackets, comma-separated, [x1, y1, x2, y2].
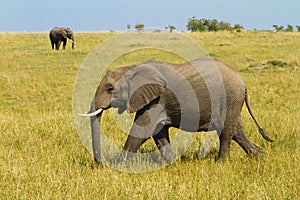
[106, 84, 114, 93]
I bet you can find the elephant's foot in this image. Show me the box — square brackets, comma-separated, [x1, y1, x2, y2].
[233, 117, 263, 158]
[247, 143, 262, 158]
[217, 151, 230, 162]
[217, 142, 231, 161]
[118, 150, 135, 164]
[159, 144, 176, 164]
[233, 134, 262, 158]
[217, 131, 232, 161]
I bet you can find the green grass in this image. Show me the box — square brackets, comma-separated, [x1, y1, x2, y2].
[0, 31, 299, 199]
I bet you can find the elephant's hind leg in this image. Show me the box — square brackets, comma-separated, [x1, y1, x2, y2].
[218, 130, 233, 161]
[217, 115, 238, 161]
[233, 117, 261, 157]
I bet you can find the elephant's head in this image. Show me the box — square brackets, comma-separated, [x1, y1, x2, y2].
[80, 64, 168, 163]
[95, 65, 167, 113]
[64, 28, 74, 49]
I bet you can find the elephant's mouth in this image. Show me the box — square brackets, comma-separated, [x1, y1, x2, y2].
[110, 100, 127, 114]
[117, 106, 127, 114]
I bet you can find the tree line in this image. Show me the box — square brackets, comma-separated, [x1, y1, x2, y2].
[273, 24, 300, 32]
[127, 23, 176, 32]
[126, 17, 300, 32]
[186, 17, 244, 32]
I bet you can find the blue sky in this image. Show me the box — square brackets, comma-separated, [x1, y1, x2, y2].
[0, 0, 299, 32]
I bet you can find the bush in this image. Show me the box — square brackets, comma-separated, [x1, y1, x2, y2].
[186, 17, 242, 32]
[248, 60, 299, 71]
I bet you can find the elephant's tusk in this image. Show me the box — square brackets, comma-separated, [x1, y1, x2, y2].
[78, 108, 103, 117]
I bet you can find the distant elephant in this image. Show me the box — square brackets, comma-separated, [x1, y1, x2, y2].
[49, 27, 74, 50]
[80, 58, 273, 164]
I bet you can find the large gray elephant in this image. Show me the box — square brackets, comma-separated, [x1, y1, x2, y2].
[80, 58, 273, 164]
[49, 27, 74, 50]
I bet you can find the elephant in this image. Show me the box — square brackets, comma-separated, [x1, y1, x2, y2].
[49, 27, 74, 50]
[80, 57, 273, 164]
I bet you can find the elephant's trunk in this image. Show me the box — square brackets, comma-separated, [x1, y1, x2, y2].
[90, 98, 102, 163]
[79, 98, 103, 163]
[70, 35, 74, 49]
[91, 111, 101, 163]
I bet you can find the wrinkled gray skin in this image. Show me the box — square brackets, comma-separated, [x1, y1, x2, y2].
[86, 58, 273, 164]
[49, 27, 74, 50]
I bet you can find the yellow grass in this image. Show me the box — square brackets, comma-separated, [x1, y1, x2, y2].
[0, 31, 299, 199]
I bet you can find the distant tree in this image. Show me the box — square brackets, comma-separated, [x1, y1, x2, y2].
[286, 24, 294, 32]
[165, 25, 176, 32]
[187, 16, 206, 32]
[218, 21, 232, 31]
[273, 25, 284, 32]
[135, 23, 145, 32]
[296, 25, 300, 32]
[206, 19, 219, 32]
[186, 16, 198, 32]
[198, 18, 208, 31]
[233, 24, 244, 32]
[187, 17, 237, 32]
[127, 24, 131, 32]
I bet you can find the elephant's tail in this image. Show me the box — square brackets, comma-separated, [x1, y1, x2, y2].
[245, 88, 274, 142]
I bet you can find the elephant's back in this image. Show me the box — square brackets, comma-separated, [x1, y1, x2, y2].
[49, 27, 59, 33]
[209, 58, 246, 108]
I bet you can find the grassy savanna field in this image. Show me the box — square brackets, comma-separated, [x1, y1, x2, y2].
[0, 31, 299, 199]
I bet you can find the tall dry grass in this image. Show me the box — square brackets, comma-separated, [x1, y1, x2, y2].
[0, 31, 299, 199]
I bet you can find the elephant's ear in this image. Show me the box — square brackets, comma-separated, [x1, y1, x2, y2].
[65, 28, 72, 35]
[60, 29, 68, 39]
[126, 65, 167, 113]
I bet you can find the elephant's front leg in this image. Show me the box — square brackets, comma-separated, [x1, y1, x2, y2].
[62, 38, 67, 49]
[119, 108, 155, 161]
[120, 104, 168, 162]
[153, 125, 175, 163]
[120, 135, 149, 161]
[56, 41, 62, 50]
